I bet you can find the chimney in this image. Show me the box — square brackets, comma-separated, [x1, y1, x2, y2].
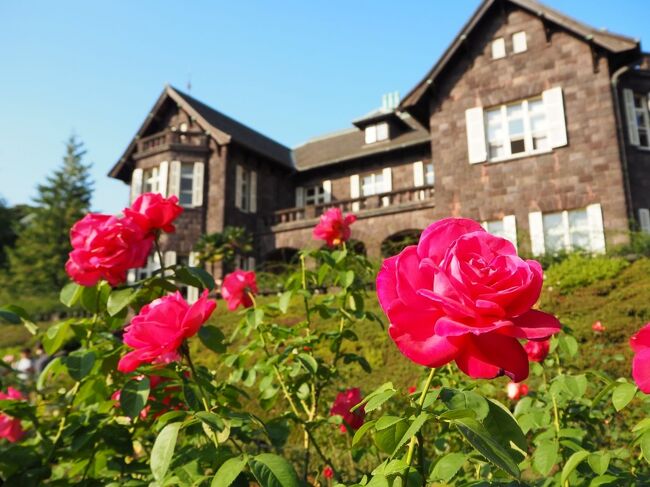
[381, 91, 400, 111]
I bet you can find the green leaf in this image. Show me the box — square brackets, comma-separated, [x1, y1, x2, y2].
[0, 306, 36, 334]
[612, 382, 637, 411]
[390, 413, 430, 458]
[556, 374, 588, 399]
[278, 291, 292, 313]
[589, 474, 619, 487]
[561, 450, 590, 485]
[120, 377, 150, 419]
[640, 431, 650, 463]
[454, 418, 520, 478]
[0, 308, 21, 324]
[212, 455, 248, 487]
[374, 419, 408, 455]
[60, 282, 84, 307]
[558, 335, 578, 357]
[198, 325, 227, 353]
[175, 266, 215, 291]
[80, 285, 100, 313]
[440, 388, 490, 421]
[533, 440, 558, 476]
[296, 353, 318, 375]
[364, 390, 396, 413]
[483, 399, 527, 462]
[429, 452, 466, 483]
[64, 350, 96, 381]
[246, 309, 265, 329]
[151, 422, 182, 481]
[196, 411, 224, 431]
[36, 357, 65, 391]
[588, 452, 610, 476]
[352, 420, 376, 447]
[42, 321, 71, 355]
[107, 288, 136, 316]
[248, 453, 300, 487]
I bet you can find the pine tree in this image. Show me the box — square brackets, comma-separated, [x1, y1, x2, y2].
[8, 135, 93, 294]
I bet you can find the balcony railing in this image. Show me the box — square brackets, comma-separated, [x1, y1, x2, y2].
[266, 184, 434, 227]
[137, 130, 209, 154]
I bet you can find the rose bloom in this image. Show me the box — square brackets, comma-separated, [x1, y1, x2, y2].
[118, 290, 216, 373]
[377, 217, 561, 383]
[506, 382, 529, 401]
[630, 323, 650, 393]
[524, 339, 551, 363]
[221, 270, 258, 311]
[0, 387, 26, 443]
[66, 213, 153, 286]
[124, 193, 184, 234]
[330, 388, 365, 433]
[322, 466, 334, 479]
[313, 208, 357, 247]
[408, 386, 417, 394]
[592, 321, 606, 333]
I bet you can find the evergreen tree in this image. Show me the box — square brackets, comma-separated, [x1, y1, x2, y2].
[8, 135, 93, 294]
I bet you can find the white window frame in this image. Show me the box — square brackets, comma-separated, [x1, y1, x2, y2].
[634, 93, 650, 148]
[485, 98, 549, 162]
[361, 171, 386, 197]
[235, 165, 257, 213]
[304, 184, 327, 206]
[491, 37, 506, 59]
[135, 253, 161, 281]
[142, 167, 160, 194]
[512, 31, 527, 53]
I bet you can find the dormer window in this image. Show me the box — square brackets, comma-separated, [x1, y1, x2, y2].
[512, 31, 527, 53]
[365, 122, 389, 144]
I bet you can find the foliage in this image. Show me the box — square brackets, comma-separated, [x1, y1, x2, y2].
[544, 253, 629, 294]
[194, 226, 253, 274]
[6, 135, 93, 294]
[611, 231, 650, 258]
[0, 200, 32, 270]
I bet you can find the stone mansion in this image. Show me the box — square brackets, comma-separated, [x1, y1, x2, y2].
[109, 0, 650, 280]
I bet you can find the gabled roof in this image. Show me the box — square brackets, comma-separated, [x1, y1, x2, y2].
[109, 86, 292, 180]
[400, 0, 641, 125]
[293, 114, 429, 170]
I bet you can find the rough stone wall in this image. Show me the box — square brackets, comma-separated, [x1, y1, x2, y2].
[428, 7, 629, 252]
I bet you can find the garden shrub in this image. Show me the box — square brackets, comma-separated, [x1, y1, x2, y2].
[544, 253, 629, 294]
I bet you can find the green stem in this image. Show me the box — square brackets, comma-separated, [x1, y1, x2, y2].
[405, 367, 436, 467]
[182, 345, 219, 448]
[154, 236, 165, 276]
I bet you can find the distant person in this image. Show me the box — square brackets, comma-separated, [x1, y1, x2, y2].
[13, 348, 34, 382]
[33, 343, 51, 375]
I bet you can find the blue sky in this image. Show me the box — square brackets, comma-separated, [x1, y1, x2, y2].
[1, 1, 648, 214]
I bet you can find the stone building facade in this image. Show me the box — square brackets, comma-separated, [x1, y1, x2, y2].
[109, 0, 650, 283]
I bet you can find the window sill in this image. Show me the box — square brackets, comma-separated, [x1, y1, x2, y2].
[633, 145, 650, 152]
[484, 148, 553, 164]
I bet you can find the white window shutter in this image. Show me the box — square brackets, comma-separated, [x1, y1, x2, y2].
[169, 161, 181, 197]
[187, 252, 200, 303]
[382, 168, 392, 193]
[130, 168, 143, 202]
[235, 165, 243, 210]
[639, 208, 650, 234]
[192, 162, 204, 207]
[249, 170, 257, 213]
[322, 180, 332, 203]
[295, 186, 304, 207]
[480, 221, 488, 230]
[503, 215, 518, 249]
[528, 211, 545, 256]
[543, 87, 568, 148]
[623, 89, 640, 146]
[158, 161, 169, 197]
[412, 161, 424, 187]
[164, 250, 177, 276]
[586, 203, 606, 254]
[350, 174, 360, 212]
[247, 256, 256, 271]
[465, 107, 487, 164]
[127, 269, 136, 284]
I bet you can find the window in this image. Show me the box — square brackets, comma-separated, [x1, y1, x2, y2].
[135, 254, 161, 280]
[235, 165, 257, 213]
[365, 123, 389, 144]
[543, 209, 590, 253]
[143, 167, 159, 193]
[234, 255, 256, 271]
[482, 215, 517, 247]
[304, 184, 327, 206]
[425, 163, 434, 186]
[361, 171, 386, 196]
[512, 31, 527, 53]
[485, 97, 548, 161]
[634, 93, 650, 147]
[179, 163, 194, 206]
[491, 38, 506, 59]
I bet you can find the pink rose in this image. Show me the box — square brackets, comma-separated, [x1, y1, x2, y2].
[330, 388, 365, 432]
[118, 291, 216, 373]
[124, 193, 184, 234]
[506, 381, 529, 401]
[524, 339, 550, 363]
[592, 321, 606, 333]
[313, 208, 357, 247]
[630, 323, 650, 393]
[376, 217, 560, 383]
[221, 270, 258, 311]
[66, 213, 153, 286]
[0, 387, 25, 443]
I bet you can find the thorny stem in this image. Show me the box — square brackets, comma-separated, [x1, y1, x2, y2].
[405, 367, 437, 467]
